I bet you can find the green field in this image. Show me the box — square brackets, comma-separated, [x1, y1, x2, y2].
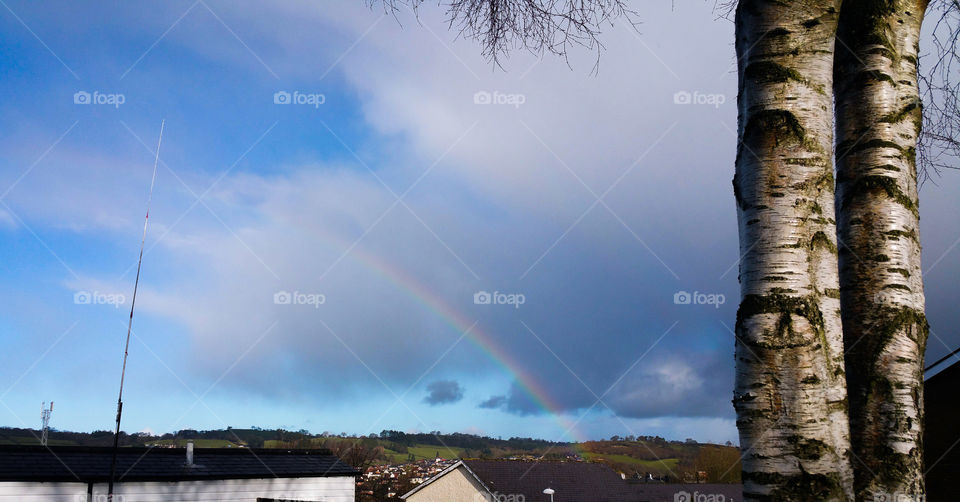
[383, 444, 467, 463]
[581, 452, 681, 471]
[146, 439, 239, 448]
[263, 438, 329, 448]
[0, 436, 77, 446]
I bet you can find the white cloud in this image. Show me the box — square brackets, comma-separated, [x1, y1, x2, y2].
[0, 209, 16, 229]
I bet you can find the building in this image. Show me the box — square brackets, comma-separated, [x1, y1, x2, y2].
[0, 444, 357, 501]
[401, 460, 742, 502]
[925, 358, 960, 500]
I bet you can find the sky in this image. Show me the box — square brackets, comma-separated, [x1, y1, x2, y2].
[0, 1, 957, 446]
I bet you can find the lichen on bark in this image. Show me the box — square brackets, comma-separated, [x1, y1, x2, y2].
[734, 1, 854, 500]
[834, 0, 930, 497]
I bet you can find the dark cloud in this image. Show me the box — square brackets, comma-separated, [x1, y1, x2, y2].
[481, 346, 734, 419]
[604, 354, 733, 418]
[478, 395, 507, 409]
[424, 380, 465, 406]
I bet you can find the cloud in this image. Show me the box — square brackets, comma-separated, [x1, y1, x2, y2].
[478, 395, 506, 409]
[10, 0, 957, 445]
[605, 356, 732, 418]
[477, 348, 732, 419]
[423, 380, 464, 406]
[0, 209, 16, 229]
[0, 0, 746, 428]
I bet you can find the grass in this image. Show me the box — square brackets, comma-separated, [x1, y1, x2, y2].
[263, 438, 333, 448]
[145, 439, 239, 448]
[0, 436, 77, 446]
[581, 452, 681, 471]
[259, 439, 467, 463]
[383, 444, 467, 463]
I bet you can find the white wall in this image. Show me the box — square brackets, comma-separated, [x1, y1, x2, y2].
[0, 476, 355, 502]
[405, 466, 486, 502]
[0, 482, 86, 502]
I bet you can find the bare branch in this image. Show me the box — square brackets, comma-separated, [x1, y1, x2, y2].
[372, 0, 639, 71]
[919, 0, 960, 183]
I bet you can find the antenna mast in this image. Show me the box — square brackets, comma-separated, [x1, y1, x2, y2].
[40, 401, 53, 446]
[108, 120, 164, 500]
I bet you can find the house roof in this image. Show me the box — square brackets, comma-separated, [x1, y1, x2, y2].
[926, 355, 960, 387]
[400, 460, 491, 500]
[622, 483, 743, 502]
[403, 460, 631, 501]
[925, 358, 960, 501]
[0, 445, 359, 482]
[402, 460, 744, 502]
[464, 460, 627, 501]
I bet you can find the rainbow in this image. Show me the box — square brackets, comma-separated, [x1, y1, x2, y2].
[318, 231, 590, 444]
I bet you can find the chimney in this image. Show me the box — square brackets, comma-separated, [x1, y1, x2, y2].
[186, 441, 194, 467]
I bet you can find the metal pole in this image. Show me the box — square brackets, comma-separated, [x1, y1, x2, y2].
[108, 120, 164, 500]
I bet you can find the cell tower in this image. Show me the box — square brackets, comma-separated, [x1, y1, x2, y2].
[40, 401, 53, 446]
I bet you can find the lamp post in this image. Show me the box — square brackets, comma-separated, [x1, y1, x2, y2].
[543, 487, 555, 502]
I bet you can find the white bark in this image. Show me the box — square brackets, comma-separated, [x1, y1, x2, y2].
[733, 1, 854, 500]
[834, 1, 929, 499]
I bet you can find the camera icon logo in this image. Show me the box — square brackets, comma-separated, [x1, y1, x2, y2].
[674, 491, 692, 502]
[473, 91, 492, 105]
[74, 291, 92, 304]
[74, 91, 91, 104]
[274, 291, 292, 305]
[674, 291, 692, 305]
[673, 91, 692, 105]
[474, 291, 492, 305]
[274, 91, 291, 104]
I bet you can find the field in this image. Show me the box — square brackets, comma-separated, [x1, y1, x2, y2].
[580, 451, 681, 471]
[382, 444, 468, 463]
[145, 439, 239, 448]
[0, 436, 77, 446]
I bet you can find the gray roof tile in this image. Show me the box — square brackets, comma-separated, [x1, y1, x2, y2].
[0, 445, 358, 482]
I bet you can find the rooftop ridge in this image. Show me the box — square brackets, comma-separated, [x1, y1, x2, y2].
[0, 444, 335, 455]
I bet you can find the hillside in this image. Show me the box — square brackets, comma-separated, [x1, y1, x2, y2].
[0, 427, 740, 483]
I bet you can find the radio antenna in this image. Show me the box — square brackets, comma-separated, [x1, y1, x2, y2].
[40, 401, 53, 446]
[108, 120, 164, 500]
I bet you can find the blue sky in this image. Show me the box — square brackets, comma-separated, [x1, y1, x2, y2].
[0, 1, 957, 445]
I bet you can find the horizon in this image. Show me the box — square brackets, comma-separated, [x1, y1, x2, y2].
[2, 424, 737, 448]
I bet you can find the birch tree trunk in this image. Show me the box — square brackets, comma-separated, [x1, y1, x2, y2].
[733, 1, 854, 500]
[834, 1, 929, 499]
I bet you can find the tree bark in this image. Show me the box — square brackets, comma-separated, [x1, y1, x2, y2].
[834, 1, 929, 499]
[733, 1, 855, 500]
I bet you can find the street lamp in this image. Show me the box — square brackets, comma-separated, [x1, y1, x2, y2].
[543, 487, 555, 502]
